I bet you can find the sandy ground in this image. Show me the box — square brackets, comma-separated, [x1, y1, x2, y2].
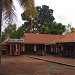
[1, 55, 75, 75]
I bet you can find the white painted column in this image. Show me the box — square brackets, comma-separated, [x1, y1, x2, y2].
[16, 44, 17, 53]
[23, 44, 25, 51]
[51, 45, 53, 52]
[15, 44, 18, 55]
[34, 45, 36, 51]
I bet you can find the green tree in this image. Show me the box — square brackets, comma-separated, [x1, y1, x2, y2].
[47, 22, 65, 35]
[16, 24, 26, 38]
[38, 21, 65, 34]
[21, 5, 65, 34]
[36, 5, 55, 25]
[21, 0, 38, 32]
[1, 23, 17, 41]
[71, 27, 75, 32]
[21, 5, 55, 33]
[40, 25, 50, 34]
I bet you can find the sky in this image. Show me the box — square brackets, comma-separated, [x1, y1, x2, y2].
[35, 0, 75, 27]
[2, 0, 75, 31]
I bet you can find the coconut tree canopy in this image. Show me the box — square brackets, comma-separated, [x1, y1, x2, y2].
[1, 0, 38, 24]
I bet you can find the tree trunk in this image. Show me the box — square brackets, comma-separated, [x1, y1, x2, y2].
[30, 18, 33, 33]
[0, 0, 2, 73]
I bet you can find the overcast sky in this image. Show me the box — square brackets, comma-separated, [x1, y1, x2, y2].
[35, 0, 75, 27]
[2, 0, 75, 31]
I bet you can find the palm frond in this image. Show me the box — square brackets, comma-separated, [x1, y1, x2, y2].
[2, 0, 17, 23]
[19, 0, 38, 20]
[18, 0, 29, 8]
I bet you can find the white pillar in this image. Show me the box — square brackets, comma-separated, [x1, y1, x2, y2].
[23, 45, 25, 51]
[16, 44, 17, 52]
[15, 44, 19, 55]
[34, 45, 36, 51]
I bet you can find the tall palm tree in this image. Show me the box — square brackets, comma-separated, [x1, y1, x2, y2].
[0, 0, 37, 70]
[21, 0, 38, 32]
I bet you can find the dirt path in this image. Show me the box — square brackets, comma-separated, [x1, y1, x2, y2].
[1, 55, 75, 75]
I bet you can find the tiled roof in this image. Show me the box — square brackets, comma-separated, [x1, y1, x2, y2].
[24, 33, 63, 44]
[3, 32, 71, 45]
[57, 32, 75, 43]
[52, 35, 64, 44]
[2, 38, 9, 45]
[2, 38, 24, 45]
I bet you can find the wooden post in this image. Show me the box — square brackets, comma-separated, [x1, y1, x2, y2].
[56, 45, 57, 54]
[16, 44, 17, 53]
[18, 44, 20, 55]
[23, 44, 25, 52]
[61, 45, 63, 55]
[21, 44, 22, 52]
[57, 45, 59, 55]
[10, 44, 12, 55]
[54, 45, 55, 54]
[6, 45, 8, 55]
[51, 45, 53, 54]
[44, 44, 46, 51]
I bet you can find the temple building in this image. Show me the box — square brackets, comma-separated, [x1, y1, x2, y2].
[2, 32, 75, 57]
[56, 31, 75, 57]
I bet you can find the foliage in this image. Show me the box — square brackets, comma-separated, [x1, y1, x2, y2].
[71, 27, 75, 32]
[36, 5, 55, 25]
[39, 22, 65, 35]
[21, 5, 65, 34]
[21, 5, 55, 32]
[19, 0, 38, 20]
[39, 25, 50, 34]
[47, 22, 65, 35]
[1, 23, 26, 41]
[15, 24, 26, 38]
[1, 23, 17, 41]
[21, 0, 38, 32]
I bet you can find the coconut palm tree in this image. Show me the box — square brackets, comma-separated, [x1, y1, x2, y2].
[0, 0, 37, 69]
[21, 0, 38, 32]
